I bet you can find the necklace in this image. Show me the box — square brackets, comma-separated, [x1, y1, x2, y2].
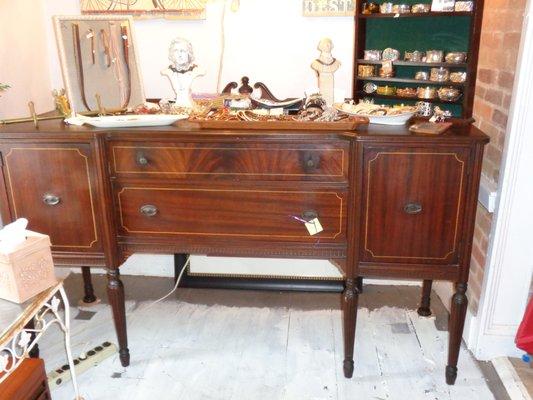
[169, 64, 197, 74]
[316, 57, 337, 66]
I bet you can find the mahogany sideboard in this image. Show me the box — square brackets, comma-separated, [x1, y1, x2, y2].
[0, 120, 488, 384]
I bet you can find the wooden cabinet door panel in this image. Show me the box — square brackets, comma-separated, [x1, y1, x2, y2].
[110, 142, 348, 181]
[1, 145, 101, 252]
[361, 147, 469, 264]
[116, 185, 346, 242]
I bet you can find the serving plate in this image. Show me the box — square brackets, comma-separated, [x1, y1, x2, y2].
[78, 114, 188, 128]
[334, 104, 414, 126]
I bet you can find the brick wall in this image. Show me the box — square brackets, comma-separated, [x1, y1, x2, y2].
[468, 0, 527, 314]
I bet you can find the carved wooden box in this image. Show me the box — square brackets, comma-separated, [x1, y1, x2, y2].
[0, 231, 56, 303]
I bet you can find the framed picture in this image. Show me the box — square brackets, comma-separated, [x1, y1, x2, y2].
[53, 15, 146, 113]
[303, 0, 356, 17]
[80, 0, 207, 20]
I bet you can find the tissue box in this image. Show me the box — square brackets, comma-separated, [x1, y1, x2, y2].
[0, 230, 56, 303]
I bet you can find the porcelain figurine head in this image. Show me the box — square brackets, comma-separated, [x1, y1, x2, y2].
[168, 37, 195, 71]
[318, 38, 333, 54]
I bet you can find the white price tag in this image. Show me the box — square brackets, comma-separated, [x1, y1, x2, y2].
[305, 218, 323, 236]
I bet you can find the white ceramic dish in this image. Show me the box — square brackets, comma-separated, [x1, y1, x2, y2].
[334, 105, 414, 125]
[78, 114, 188, 128]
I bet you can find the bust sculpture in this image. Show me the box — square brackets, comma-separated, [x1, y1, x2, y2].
[161, 37, 205, 109]
[311, 38, 341, 106]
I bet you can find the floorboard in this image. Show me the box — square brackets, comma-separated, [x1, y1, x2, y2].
[36, 274, 504, 400]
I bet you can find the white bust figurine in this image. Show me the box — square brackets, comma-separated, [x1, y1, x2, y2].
[161, 38, 205, 108]
[311, 38, 341, 106]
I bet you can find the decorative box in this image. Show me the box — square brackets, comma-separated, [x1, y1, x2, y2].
[0, 231, 56, 303]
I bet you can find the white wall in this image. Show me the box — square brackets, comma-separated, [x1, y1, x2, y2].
[0, 0, 54, 118]
[39, 0, 354, 279]
[43, 0, 355, 102]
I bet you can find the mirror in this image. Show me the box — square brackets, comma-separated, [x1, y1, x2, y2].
[53, 15, 145, 113]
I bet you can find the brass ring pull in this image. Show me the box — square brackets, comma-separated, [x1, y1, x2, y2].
[404, 202, 422, 215]
[140, 204, 158, 217]
[43, 194, 61, 206]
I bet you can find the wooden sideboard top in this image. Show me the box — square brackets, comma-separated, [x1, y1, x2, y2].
[0, 119, 489, 143]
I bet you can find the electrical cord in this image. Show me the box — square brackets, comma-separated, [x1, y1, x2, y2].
[140, 255, 191, 312]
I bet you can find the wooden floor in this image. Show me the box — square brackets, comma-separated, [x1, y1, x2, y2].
[37, 274, 505, 400]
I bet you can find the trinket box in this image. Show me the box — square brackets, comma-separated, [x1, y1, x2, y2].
[426, 50, 444, 63]
[430, 67, 450, 82]
[364, 50, 382, 61]
[415, 71, 429, 80]
[377, 85, 397, 96]
[417, 86, 437, 99]
[454, 1, 473, 11]
[358, 65, 376, 77]
[437, 87, 462, 101]
[392, 4, 411, 13]
[0, 231, 56, 303]
[450, 71, 467, 83]
[405, 51, 425, 62]
[445, 52, 467, 63]
[411, 3, 431, 12]
[397, 87, 417, 98]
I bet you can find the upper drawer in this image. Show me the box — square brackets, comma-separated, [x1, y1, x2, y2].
[110, 142, 349, 181]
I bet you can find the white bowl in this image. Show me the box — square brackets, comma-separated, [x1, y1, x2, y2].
[334, 104, 414, 126]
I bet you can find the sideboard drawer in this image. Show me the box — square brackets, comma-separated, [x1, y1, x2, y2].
[115, 185, 346, 242]
[361, 147, 470, 264]
[110, 142, 348, 181]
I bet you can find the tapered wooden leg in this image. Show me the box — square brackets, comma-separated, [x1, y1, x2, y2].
[81, 266, 97, 304]
[174, 253, 189, 284]
[417, 279, 433, 317]
[342, 278, 360, 378]
[446, 283, 468, 385]
[107, 269, 129, 367]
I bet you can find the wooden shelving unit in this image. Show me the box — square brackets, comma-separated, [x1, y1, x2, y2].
[353, 0, 485, 119]
[359, 11, 473, 18]
[356, 76, 466, 86]
[355, 91, 463, 104]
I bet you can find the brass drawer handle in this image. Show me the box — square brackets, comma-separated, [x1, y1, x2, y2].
[404, 202, 422, 215]
[140, 204, 158, 217]
[42, 194, 61, 206]
[301, 210, 318, 221]
[136, 152, 149, 166]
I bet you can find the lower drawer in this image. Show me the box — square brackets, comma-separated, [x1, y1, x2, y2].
[116, 185, 347, 242]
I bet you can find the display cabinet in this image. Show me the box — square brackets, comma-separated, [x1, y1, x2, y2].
[353, 0, 485, 118]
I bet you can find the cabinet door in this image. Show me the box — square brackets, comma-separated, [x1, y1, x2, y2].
[0, 144, 102, 253]
[361, 146, 470, 264]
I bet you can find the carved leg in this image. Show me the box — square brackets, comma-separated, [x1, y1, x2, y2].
[446, 283, 468, 385]
[342, 278, 360, 378]
[174, 253, 189, 284]
[81, 266, 97, 304]
[26, 318, 39, 358]
[107, 269, 129, 367]
[417, 279, 433, 317]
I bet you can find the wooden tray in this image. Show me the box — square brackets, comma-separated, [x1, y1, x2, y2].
[184, 116, 369, 131]
[409, 122, 453, 135]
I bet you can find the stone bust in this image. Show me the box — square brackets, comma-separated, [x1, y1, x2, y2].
[161, 37, 205, 108]
[311, 38, 341, 106]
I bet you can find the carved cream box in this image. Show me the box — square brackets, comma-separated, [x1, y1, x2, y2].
[0, 231, 56, 303]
